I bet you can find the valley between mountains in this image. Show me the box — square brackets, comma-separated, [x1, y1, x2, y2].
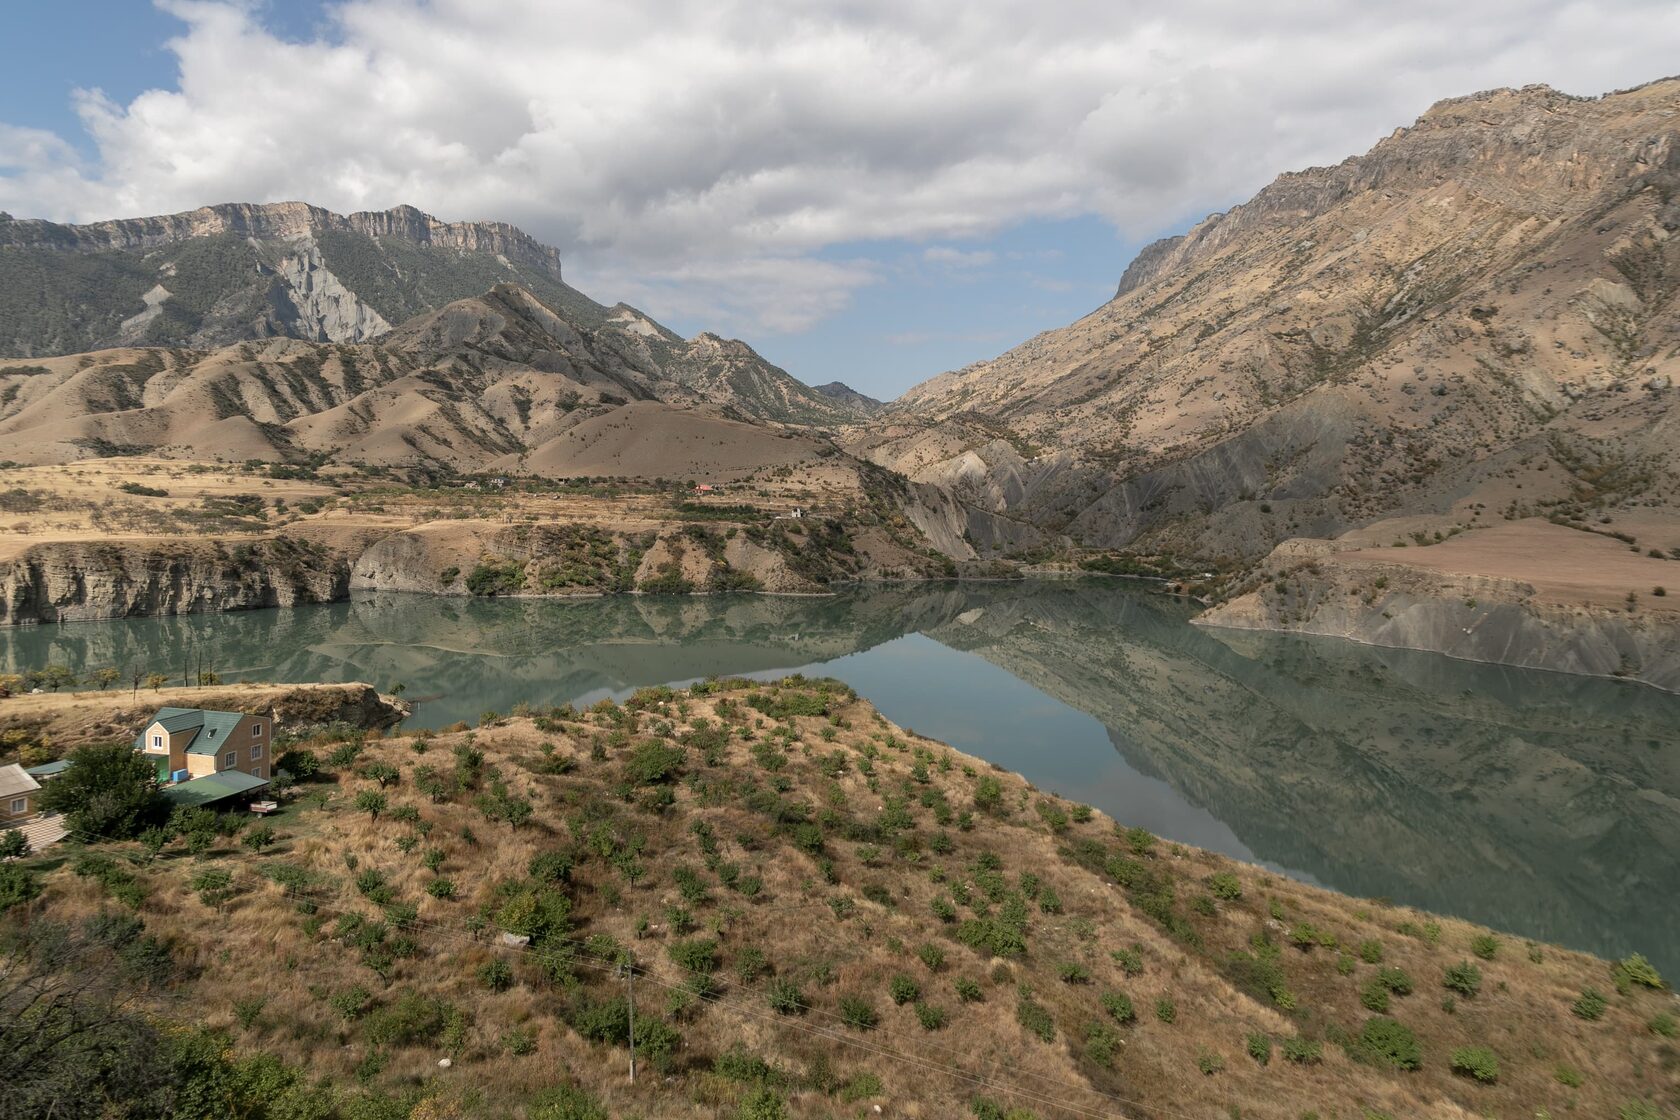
[6, 78, 1680, 689]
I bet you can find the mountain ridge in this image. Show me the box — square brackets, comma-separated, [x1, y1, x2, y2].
[0, 201, 595, 357]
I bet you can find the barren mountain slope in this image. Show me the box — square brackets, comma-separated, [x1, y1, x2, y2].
[0, 283, 868, 469]
[871, 79, 1680, 563]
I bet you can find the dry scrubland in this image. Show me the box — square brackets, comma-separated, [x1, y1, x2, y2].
[0, 454, 960, 625]
[0, 682, 408, 764]
[8, 678, 1676, 1119]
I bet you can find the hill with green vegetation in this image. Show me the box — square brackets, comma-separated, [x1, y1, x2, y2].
[2, 677, 1674, 1119]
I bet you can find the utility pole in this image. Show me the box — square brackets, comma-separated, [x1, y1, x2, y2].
[624, 962, 636, 1083]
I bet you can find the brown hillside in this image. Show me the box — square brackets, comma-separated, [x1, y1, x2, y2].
[8, 678, 1675, 1118]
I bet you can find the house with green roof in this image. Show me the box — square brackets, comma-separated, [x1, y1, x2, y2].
[136, 706, 274, 788]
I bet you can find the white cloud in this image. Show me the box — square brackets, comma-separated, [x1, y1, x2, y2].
[2, 0, 1679, 333]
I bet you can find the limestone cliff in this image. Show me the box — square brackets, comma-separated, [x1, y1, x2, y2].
[1196, 524, 1680, 691]
[0, 203, 581, 356]
[0, 202, 564, 279]
[0, 539, 349, 625]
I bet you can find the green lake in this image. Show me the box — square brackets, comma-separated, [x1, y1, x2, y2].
[4, 579, 1675, 975]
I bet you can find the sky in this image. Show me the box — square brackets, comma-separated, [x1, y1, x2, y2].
[2, 1, 1679, 399]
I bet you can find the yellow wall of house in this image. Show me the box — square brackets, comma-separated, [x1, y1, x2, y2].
[1, 793, 33, 825]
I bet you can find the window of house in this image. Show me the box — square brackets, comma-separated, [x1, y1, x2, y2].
[8, 798, 24, 814]
[224, 752, 236, 768]
[251, 744, 263, 760]
[151, 734, 162, 749]
[252, 723, 263, 737]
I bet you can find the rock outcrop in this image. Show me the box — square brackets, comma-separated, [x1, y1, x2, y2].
[1197, 523, 1680, 691]
[0, 202, 565, 279]
[0, 539, 349, 625]
[881, 77, 1680, 562]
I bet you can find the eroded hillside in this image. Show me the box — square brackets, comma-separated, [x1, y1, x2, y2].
[4, 677, 1675, 1118]
[870, 79, 1680, 565]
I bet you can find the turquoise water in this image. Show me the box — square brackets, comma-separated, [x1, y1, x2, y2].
[5, 580, 1676, 974]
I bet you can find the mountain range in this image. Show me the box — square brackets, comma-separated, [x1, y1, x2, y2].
[4, 77, 1680, 683]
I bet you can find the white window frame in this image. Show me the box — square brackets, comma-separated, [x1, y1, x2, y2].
[8, 797, 25, 814]
[251, 744, 263, 761]
[252, 723, 263, 738]
[224, 752, 236, 768]
[151, 734, 163, 749]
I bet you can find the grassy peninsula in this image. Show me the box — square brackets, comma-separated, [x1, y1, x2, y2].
[1, 677, 1675, 1120]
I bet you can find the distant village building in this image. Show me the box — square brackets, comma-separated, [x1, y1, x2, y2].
[136, 707, 274, 809]
[0, 763, 40, 827]
[1, 762, 67, 852]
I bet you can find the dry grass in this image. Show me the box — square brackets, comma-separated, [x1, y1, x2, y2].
[14, 678, 1678, 1119]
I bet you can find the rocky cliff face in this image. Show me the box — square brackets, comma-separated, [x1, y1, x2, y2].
[0, 203, 583, 356]
[883, 77, 1680, 563]
[0, 202, 564, 279]
[0, 539, 349, 625]
[1197, 542, 1680, 692]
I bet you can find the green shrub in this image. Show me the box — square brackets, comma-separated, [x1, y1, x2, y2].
[917, 942, 946, 972]
[1359, 981, 1390, 1012]
[1649, 1012, 1677, 1037]
[1571, 988, 1608, 1021]
[734, 946, 770, 983]
[1085, 1022, 1121, 1066]
[0, 864, 41, 912]
[477, 959, 514, 992]
[1443, 961, 1482, 997]
[839, 995, 878, 1031]
[364, 990, 452, 1046]
[1100, 992, 1135, 1024]
[1281, 1037, 1322, 1065]
[1016, 993, 1055, 1042]
[914, 1002, 947, 1031]
[767, 978, 806, 1015]
[954, 978, 983, 1003]
[669, 938, 719, 975]
[1356, 1017, 1421, 1070]
[1554, 1065, 1584, 1087]
[623, 740, 684, 785]
[1470, 934, 1499, 960]
[1111, 946, 1143, 976]
[1246, 1032, 1272, 1065]
[1376, 966, 1414, 995]
[1058, 962, 1091, 985]
[1196, 1049, 1224, 1075]
[1615, 953, 1664, 990]
[1154, 997, 1176, 1024]
[1206, 872, 1242, 900]
[329, 985, 373, 1021]
[1358, 939, 1383, 963]
[736, 1087, 788, 1120]
[1450, 1046, 1499, 1083]
[530, 1086, 608, 1120]
[425, 878, 456, 900]
[889, 974, 921, 1005]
